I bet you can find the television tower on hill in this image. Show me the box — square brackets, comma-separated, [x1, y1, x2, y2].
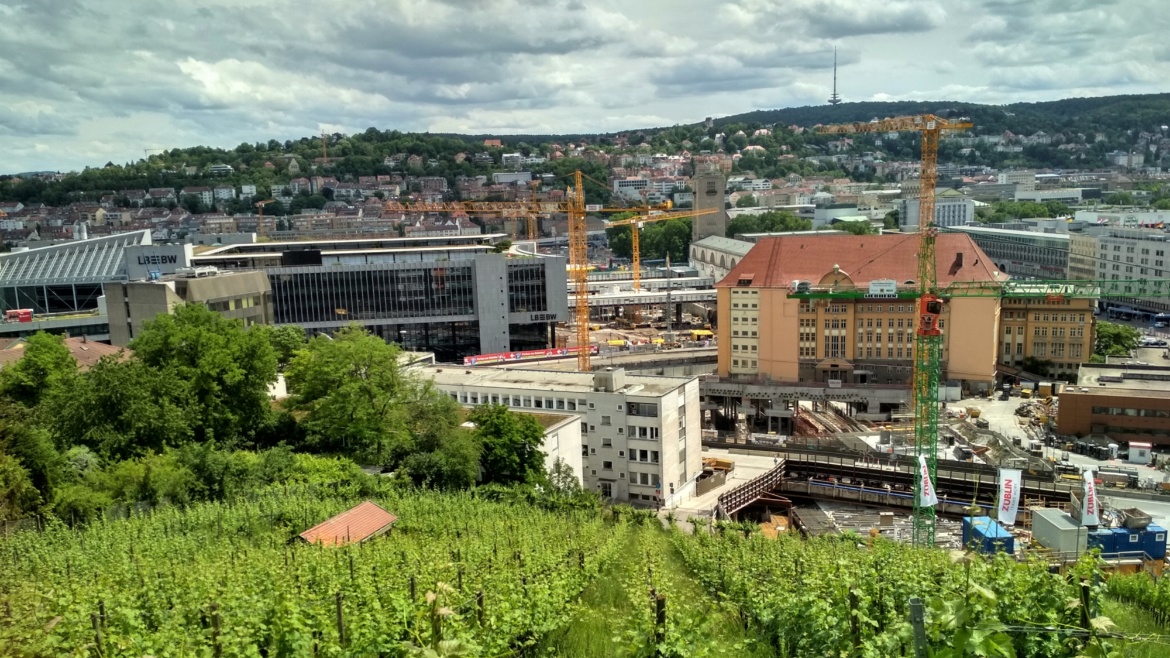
[827, 47, 842, 105]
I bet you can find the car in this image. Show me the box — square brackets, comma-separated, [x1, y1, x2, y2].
[1155, 322, 1166, 328]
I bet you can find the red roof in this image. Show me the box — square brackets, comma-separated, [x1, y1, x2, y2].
[298, 500, 397, 546]
[715, 233, 1002, 289]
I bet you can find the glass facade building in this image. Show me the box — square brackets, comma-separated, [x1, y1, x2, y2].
[266, 254, 568, 363]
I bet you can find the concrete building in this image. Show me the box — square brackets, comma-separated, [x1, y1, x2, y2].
[423, 366, 702, 506]
[691, 167, 728, 243]
[998, 286, 1095, 379]
[613, 177, 650, 200]
[951, 225, 1070, 279]
[715, 233, 1004, 392]
[1014, 189, 1084, 204]
[105, 268, 273, 346]
[898, 189, 976, 228]
[1058, 363, 1170, 444]
[193, 237, 568, 363]
[1072, 228, 1170, 316]
[689, 236, 753, 282]
[998, 170, 1036, 191]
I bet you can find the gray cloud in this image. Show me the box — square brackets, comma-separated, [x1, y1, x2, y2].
[0, 0, 1168, 173]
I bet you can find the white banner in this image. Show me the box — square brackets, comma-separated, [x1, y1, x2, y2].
[1082, 470, 1100, 526]
[918, 456, 938, 507]
[998, 469, 1023, 526]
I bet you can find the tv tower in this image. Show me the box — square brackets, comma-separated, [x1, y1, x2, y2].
[827, 47, 842, 105]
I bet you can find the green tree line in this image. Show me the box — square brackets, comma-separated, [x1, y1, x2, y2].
[0, 308, 554, 525]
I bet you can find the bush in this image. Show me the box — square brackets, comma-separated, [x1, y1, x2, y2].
[53, 484, 112, 526]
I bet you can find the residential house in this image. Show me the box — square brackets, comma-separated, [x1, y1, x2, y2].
[181, 186, 214, 207]
[240, 184, 257, 199]
[213, 186, 236, 202]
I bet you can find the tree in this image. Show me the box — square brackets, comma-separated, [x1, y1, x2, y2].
[735, 194, 758, 208]
[833, 221, 877, 235]
[48, 356, 193, 460]
[467, 404, 546, 485]
[883, 210, 900, 230]
[0, 450, 40, 521]
[1094, 321, 1140, 358]
[259, 325, 308, 369]
[0, 400, 62, 509]
[1105, 192, 1134, 206]
[491, 239, 512, 253]
[285, 325, 409, 460]
[129, 304, 277, 445]
[180, 194, 204, 214]
[727, 210, 812, 238]
[0, 331, 77, 407]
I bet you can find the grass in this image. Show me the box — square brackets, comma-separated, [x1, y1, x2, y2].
[1102, 599, 1170, 658]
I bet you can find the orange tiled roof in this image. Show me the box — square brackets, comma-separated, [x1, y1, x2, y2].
[0, 336, 127, 371]
[298, 500, 397, 546]
[715, 233, 1002, 289]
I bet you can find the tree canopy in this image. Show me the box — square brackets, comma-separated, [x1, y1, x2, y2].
[468, 404, 546, 486]
[1094, 321, 1141, 358]
[725, 210, 811, 238]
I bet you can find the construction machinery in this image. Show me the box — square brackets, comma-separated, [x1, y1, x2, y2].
[255, 199, 275, 238]
[603, 207, 717, 292]
[383, 170, 709, 372]
[797, 114, 1170, 547]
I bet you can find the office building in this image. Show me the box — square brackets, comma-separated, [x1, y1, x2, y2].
[998, 286, 1095, 379]
[951, 225, 1070, 279]
[194, 237, 569, 363]
[898, 189, 975, 228]
[715, 234, 1004, 392]
[1058, 363, 1170, 444]
[105, 268, 273, 346]
[422, 366, 702, 507]
[998, 170, 1036, 191]
[1071, 228, 1170, 316]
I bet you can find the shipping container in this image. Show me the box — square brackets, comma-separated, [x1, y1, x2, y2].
[1113, 527, 1144, 556]
[1143, 525, 1167, 560]
[962, 516, 1014, 555]
[1031, 509, 1088, 558]
[1088, 529, 1116, 556]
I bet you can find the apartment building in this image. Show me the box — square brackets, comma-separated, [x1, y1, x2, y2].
[898, 189, 976, 228]
[998, 288, 1095, 378]
[422, 366, 701, 507]
[715, 234, 1004, 392]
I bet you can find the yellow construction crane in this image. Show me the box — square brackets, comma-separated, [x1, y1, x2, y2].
[255, 199, 275, 238]
[383, 171, 705, 371]
[603, 207, 717, 291]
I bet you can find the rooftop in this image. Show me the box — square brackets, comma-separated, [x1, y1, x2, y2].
[717, 233, 1002, 288]
[420, 365, 693, 398]
[0, 336, 127, 371]
[1073, 362, 1170, 394]
[691, 235, 754, 257]
[196, 233, 508, 257]
[952, 225, 1071, 241]
[298, 500, 397, 546]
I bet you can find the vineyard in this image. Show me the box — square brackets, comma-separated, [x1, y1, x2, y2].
[0, 486, 1160, 657]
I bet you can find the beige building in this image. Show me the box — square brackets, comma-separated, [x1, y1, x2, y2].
[715, 234, 1005, 391]
[105, 268, 273, 346]
[999, 290, 1095, 380]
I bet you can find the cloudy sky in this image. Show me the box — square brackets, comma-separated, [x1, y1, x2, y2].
[2, 0, 1168, 173]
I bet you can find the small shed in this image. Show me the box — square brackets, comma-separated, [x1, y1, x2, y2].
[1031, 508, 1087, 559]
[1128, 442, 1152, 464]
[298, 500, 397, 546]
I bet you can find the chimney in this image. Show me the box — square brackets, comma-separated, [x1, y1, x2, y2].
[81, 335, 87, 344]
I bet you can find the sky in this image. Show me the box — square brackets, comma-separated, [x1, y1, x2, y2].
[1, 0, 1168, 174]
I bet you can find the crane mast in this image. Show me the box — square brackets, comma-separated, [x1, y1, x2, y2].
[569, 170, 591, 371]
[817, 114, 971, 547]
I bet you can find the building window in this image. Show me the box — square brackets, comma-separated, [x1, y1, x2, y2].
[602, 461, 613, 470]
[601, 415, 611, 426]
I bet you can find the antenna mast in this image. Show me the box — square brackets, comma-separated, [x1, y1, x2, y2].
[827, 47, 842, 105]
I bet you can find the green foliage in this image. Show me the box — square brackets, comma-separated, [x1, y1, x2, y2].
[832, 221, 878, 235]
[258, 323, 308, 368]
[491, 239, 512, 253]
[467, 404, 547, 485]
[735, 194, 758, 208]
[1094, 321, 1141, 358]
[130, 304, 278, 444]
[0, 331, 77, 407]
[0, 450, 40, 521]
[976, 200, 1067, 223]
[606, 218, 692, 262]
[47, 356, 194, 459]
[1105, 192, 1135, 206]
[725, 210, 811, 238]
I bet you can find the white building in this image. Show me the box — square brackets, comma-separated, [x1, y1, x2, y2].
[1070, 227, 1170, 315]
[613, 177, 650, 200]
[492, 172, 533, 185]
[423, 366, 702, 507]
[240, 184, 257, 199]
[997, 170, 1036, 191]
[899, 190, 975, 228]
[213, 186, 236, 201]
[181, 186, 214, 207]
[690, 235, 753, 281]
[1014, 188, 1084, 204]
[501, 153, 523, 168]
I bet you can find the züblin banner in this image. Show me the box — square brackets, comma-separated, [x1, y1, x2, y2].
[997, 469, 1023, 526]
[918, 455, 938, 507]
[1082, 470, 1100, 527]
